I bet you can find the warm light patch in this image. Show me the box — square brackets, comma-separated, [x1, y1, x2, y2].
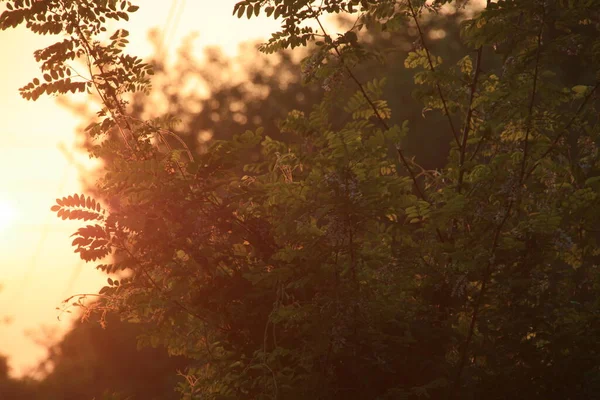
[0, 196, 17, 233]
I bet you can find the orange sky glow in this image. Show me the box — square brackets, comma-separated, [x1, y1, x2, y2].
[0, 0, 283, 377]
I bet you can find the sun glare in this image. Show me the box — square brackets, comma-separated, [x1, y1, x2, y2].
[0, 197, 16, 232]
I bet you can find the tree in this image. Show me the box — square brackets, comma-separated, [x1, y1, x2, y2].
[2, 0, 600, 399]
[0, 354, 39, 399]
[36, 312, 189, 400]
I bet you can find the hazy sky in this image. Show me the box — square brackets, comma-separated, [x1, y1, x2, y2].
[0, 0, 282, 376]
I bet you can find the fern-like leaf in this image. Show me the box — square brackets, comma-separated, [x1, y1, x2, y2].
[70, 224, 112, 262]
[51, 193, 104, 221]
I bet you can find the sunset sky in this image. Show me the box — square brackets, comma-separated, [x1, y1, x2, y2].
[0, 0, 283, 376]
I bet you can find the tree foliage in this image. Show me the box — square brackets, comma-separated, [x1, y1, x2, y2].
[2, 0, 600, 398]
[36, 313, 189, 400]
[0, 355, 38, 400]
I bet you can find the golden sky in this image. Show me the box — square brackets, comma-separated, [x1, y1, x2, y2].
[0, 0, 281, 377]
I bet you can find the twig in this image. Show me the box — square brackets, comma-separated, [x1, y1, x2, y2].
[450, 200, 513, 398]
[311, 12, 428, 203]
[406, 0, 461, 148]
[74, 23, 135, 153]
[119, 243, 227, 332]
[457, 47, 484, 193]
[123, 115, 195, 162]
[524, 81, 599, 181]
[453, 6, 544, 396]
[519, 20, 544, 184]
[311, 11, 446, 242]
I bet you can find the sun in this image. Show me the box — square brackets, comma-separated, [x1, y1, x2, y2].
[0, 197, 16, 232]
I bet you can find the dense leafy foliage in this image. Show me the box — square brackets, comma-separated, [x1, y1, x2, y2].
[3, 0, 600, 398]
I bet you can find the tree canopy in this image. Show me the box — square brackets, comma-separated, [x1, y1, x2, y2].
[2, 0, 600, 398]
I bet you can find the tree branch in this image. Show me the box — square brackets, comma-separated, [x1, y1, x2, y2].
[451, 200, 513, 398]
[525, 81, 600, 181]
[406, 0, 461, 148]
[457, 47, 484, 193]
[312, 12, 429, 203]
[519, 20, 544, 184]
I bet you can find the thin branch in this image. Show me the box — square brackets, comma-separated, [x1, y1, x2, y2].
[311, 11, 447, 242]
[406, 0, 461, 148]
[453, 7, 545, 395]
[524, 81, 599, 181]
[75, 24, 135, 153]
[312, 13, 428, 203]
[73, 3, 138, 148]
[119, 243, 227, 332]
[457, 47, 484, 193]
[451, 200, 513, 399]
[65, 63, 93, 83]
[123, 115, 195, 162]
[519, 21, 544, 184]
